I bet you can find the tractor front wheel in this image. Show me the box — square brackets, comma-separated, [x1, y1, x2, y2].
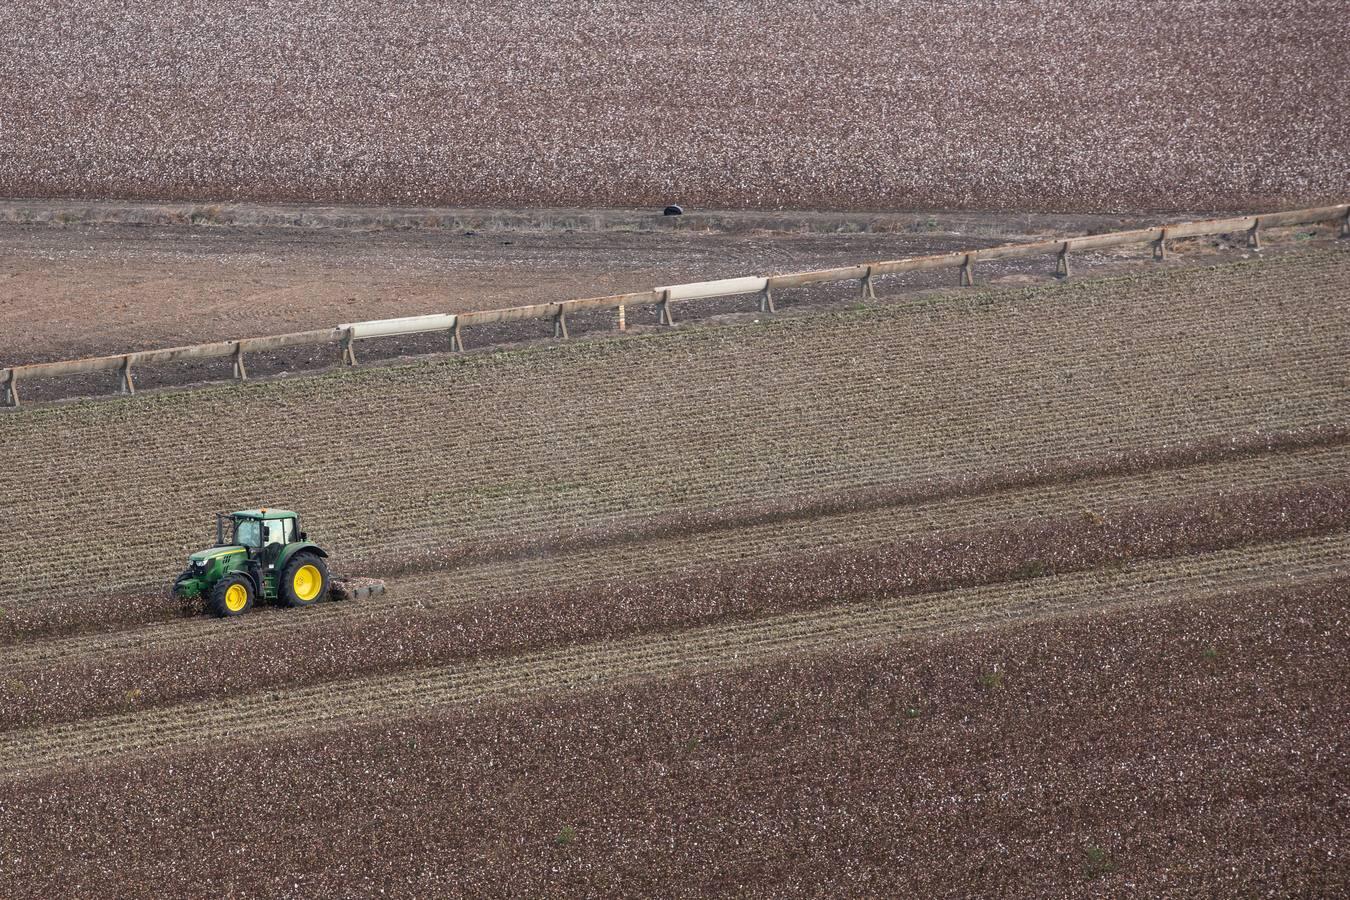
[172, 570, 194, 595]
[280, 552, 329, 608]
[208, 574, 254, 618]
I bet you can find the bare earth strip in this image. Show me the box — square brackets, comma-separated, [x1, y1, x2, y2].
[0, 220, 1021, 368]
[2, 251, 1347, 609]
[2, 209, 1335, 377]
[2, 531, 1343, 779]
[2, 440, 1346, 670]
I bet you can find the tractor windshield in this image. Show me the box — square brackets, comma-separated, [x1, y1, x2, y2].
[233, 518, 262, 547]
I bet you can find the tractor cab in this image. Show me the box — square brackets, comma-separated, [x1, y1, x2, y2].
[175, 508, 330, 617]
[220, 510, 307, 558]
[216, 508, 307, 546]
[218, 509, 307, 567]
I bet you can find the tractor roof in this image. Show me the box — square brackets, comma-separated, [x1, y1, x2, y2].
[231, 508, 298, 520]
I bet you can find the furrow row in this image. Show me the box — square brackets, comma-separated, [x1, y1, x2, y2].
[2, 531, 1344, 778]
[4, 441, 1346, 666]
[3, 252, 1346, 606]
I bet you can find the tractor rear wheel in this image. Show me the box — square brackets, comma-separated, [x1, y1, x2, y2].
[208, 574, 254, 617]
[280, 552, 329, 608]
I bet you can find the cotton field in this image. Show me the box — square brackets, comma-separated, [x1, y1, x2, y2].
[1, 0, 1346, 211]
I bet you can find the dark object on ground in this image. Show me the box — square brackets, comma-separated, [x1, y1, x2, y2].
[663, 205, 683, 216]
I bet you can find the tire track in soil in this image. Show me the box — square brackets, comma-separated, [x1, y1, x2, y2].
[3, 441, 1345, 670]
[2, 531, 1344, 779]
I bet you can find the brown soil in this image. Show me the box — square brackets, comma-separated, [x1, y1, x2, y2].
[5, 479, 1345, 730]
[0, 578, 1343, 897]
[2, 251, 1345, 616]
[0, 220, 1015, 365]
[3, 423, 1345, 644]
[3, 208, 1318, 382]
[0, 232, 1344, 894]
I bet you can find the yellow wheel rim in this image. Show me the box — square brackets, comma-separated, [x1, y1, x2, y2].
[224, 583, 248, 613]
[293, 564, 322, 602]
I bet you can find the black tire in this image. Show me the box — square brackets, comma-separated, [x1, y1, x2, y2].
[207, 573, 254, 618]
[279, 552, 329, 608]
[172, 570, 193, 595]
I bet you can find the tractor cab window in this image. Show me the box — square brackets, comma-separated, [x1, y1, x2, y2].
[233, 518, 262, 547]
[263, 519, 289, 547]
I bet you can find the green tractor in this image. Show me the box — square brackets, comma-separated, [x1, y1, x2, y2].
[173, 508, 330, 617]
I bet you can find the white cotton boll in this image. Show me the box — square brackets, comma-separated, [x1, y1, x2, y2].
[0, 2, 1344, 210]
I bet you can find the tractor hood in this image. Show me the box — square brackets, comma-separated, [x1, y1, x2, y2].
[189, 546, 247, 564]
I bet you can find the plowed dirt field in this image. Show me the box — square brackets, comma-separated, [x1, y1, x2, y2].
[0, 250, 1346, 896]
[3, 249, 1346, 621]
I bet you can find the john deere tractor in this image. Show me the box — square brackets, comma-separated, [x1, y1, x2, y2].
[173, 509, 330, 617]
